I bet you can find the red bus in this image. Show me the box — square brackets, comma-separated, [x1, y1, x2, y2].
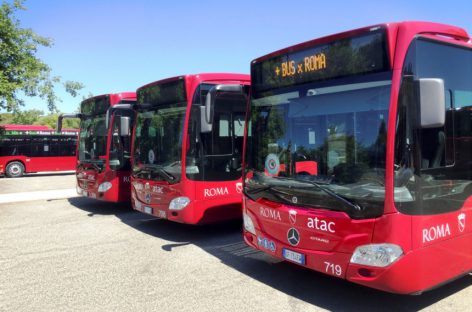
[0, 124, 78, 177]
[131, 73, 249, 224]
[58, 93, 136, 202]
[242, 22, 472, 294]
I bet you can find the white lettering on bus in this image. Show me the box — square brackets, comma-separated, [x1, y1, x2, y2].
[204, 187, 229, 197]
[259, 207, 282, 221]
[307, 217, 335, 233]
[422, 223, 451, 243]
[123, 176, 131, 183]
[152, 186, 163, 194]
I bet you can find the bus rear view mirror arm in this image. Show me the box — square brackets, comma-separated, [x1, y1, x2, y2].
[105, 104, 133, 130]
[418, 78, 446, 128]
[201, 84, 247, 133]
[57, 113, 82, 132]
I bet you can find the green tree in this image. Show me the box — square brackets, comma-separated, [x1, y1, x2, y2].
[0, 0, 84, 112]
[35, 113, 79, 129]
[11, 108, 42, 124]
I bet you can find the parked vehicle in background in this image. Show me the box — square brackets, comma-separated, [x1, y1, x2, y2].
[57, 92, 136, 202]
[0, 124, 78, 177]
[242, 22, 472, 294]
[131, 73, 250, 224]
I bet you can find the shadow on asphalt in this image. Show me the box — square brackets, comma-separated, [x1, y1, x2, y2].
[68, 196, 472, 311]
[0, 172, 74, 179]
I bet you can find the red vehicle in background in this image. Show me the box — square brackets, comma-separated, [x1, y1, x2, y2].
[0, 124, 78, 177]
[58, 93, 136, 202]
[131, 73, 249, 224]
[243, 22, 472, 294]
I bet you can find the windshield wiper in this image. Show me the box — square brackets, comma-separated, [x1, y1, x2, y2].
[272, 176, 363, 212]
[79, 161, 103, 172]
[306, 180, 362, 211]
[141, 165, 176, 183]
[154, 167, 176, 182]
[245, 184, 273, 195]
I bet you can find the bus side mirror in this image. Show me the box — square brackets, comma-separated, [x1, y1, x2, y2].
[120, 116, 131, 136]
[57, 113, 81, 132]
[418, 78, 445, 128]
[201, 84, 246, 133]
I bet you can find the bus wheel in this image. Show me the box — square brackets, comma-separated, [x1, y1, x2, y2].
[6, 161, 25, 178]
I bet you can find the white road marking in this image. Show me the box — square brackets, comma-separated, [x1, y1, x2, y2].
[0, 189, 78, 204]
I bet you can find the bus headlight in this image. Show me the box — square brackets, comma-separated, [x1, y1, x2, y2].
[350, 244, 403, 268]
[98, 182, 112, 192]
[243, 212, 256, 235]
[169, 196, 190, 210]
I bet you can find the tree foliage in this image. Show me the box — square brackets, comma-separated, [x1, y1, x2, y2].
[0, 109, 80, 128]
[0, 0, 84, 112]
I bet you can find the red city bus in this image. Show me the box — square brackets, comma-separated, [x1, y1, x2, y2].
[0, 124, 78, 177]
[131, 73, 250, 224]
[242, 22, 472, 294]
[58, 93, 136, 202]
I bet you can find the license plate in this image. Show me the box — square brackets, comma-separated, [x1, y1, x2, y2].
[282, 248, 305, 265]
[144, 206, 153, 215]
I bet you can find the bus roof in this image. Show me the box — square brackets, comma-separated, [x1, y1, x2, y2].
[0, 124, 51, 131]
[0, 124, 78, 133]
[137, 73, 250, 92]
[82, 92, 137, 106]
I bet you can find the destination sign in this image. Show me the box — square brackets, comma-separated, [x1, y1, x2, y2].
[252, 29, 389, 94]
[274, 52, 327, 78]
[81, 95, 110, 115]
[3, 130, 77, 136]
[138, 78, 187, 108]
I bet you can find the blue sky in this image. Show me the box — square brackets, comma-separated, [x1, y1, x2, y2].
[9, 0, 472, 113]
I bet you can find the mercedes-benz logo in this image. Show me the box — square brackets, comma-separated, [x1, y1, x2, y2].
[144, 193, 151, 204]
[287, 228, 300, 246]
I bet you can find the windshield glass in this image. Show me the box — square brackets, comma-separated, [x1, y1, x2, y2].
[132, 79, 187, 183]
[245, 74, 391, 218]
[78, 114, 107, 164]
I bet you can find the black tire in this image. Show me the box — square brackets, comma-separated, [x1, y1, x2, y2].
[6, 161, 25, 178]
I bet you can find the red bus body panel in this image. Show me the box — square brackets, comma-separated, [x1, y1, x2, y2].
[75, 92, 136, 203]
[131, 73, 250, 224]
[243, 21, 472, 294]
[0, 125, 78, 176]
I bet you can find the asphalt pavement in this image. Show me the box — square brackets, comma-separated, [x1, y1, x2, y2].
[1, 174, 471, 311]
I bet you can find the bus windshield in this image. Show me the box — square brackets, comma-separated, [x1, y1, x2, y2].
[133, 105, 186, 182]
[132, 79, 188, 183]
[246, 75, 392, 218]
[78, 114, 107, 164]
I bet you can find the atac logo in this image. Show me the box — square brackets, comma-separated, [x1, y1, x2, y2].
[458, 213, 466, 233]
[152, 185, 164, 194]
